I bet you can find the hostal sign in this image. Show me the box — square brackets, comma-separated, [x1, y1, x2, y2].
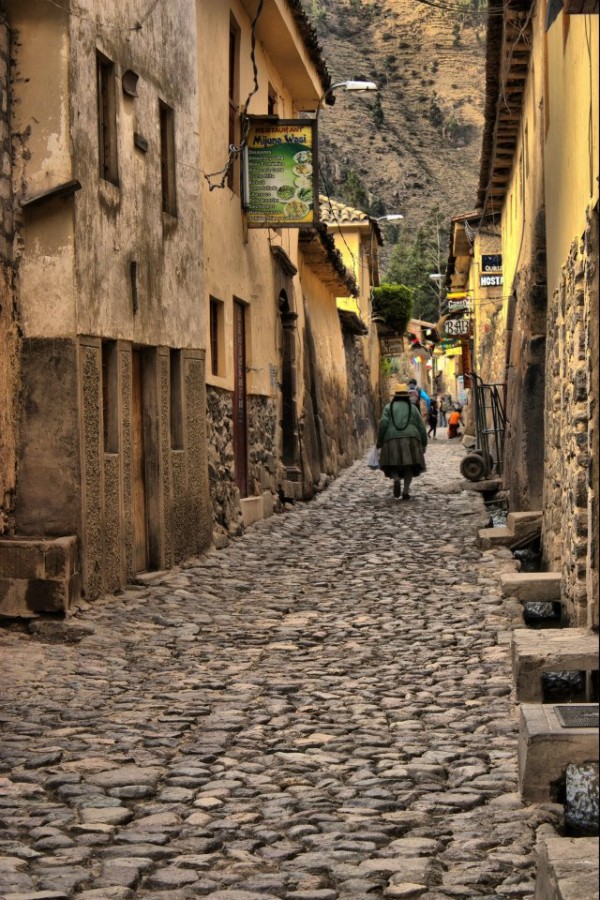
[243, 118, 317, 229]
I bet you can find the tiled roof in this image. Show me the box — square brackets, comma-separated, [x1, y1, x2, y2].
[319, 196, 384, 245]
[320, 195, 370, 225]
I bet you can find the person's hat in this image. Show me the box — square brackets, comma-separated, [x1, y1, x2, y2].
[393, 383, 410, 397]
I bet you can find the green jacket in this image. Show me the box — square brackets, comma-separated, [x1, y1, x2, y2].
[377, 399, 428, 448]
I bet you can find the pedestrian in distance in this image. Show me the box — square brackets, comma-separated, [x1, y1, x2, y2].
[448, 407, 462, 439]
[376, 383, 428, 500]
[408, 378, 430, 415]
[427, 397, 439, 438]
[438, 393, 451, 427]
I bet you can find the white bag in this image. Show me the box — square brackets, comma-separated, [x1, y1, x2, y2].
[367, 446, 380, 469]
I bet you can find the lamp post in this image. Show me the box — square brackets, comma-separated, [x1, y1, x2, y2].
[316, 80, 378, 122]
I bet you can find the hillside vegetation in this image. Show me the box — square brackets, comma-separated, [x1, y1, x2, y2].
[302, 0, 488, 302]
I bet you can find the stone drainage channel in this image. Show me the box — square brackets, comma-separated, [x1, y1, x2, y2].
[482, 467, 599, 839]
[0, 438, 589, 898]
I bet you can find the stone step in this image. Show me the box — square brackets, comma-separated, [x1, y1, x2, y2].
[478, 510, 543, 550]
[534, 829, 599, 900]
[501, 571, 562, 601]
[518, 703, 599, 802]
[511, 628, 599, 701]
[478, 526, 515, 549]
[507, 510, 543, 539]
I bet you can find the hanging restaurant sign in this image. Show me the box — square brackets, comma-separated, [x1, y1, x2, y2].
[243, 118, 318, 229]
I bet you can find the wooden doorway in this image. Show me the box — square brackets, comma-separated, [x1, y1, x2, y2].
[131, 349, 149, 572]
[233, 301, 248, 497]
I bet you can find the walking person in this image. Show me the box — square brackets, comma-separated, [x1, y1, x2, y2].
[427, 397, 439, 438]
[376, 383, 428, 499]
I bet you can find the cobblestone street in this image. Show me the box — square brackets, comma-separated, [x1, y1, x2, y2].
[0, 439, 558, 900]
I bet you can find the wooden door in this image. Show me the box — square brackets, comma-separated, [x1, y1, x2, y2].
[233, 301, 248, 497]
[131, 350, 149, 572]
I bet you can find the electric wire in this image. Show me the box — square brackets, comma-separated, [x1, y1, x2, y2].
[204, 0, 265, 192]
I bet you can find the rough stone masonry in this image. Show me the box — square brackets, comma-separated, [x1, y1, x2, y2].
[0, 439, 563, 899]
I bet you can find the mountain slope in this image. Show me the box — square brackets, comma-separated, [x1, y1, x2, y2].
[303, 0, 487, 241]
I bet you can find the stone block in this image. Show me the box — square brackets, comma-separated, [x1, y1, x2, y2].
[240, 496, 264, 528]
[518, 703, 599, 802]
[512, 628, 599, 701]
[478, 526, 514, 549]
[534, 831, 599, 900]
[507, 510, 543, 539]
[501, 571, 562, 602]
[0, 536, 79, 617]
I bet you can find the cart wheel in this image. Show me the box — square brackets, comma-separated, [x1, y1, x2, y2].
[471, 449, 494, 472]
[460, 453, 486, 481]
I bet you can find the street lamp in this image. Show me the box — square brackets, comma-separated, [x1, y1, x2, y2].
[316, 80, 378, 120]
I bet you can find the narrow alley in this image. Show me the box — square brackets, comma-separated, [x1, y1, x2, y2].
[0, 440, 556, 900]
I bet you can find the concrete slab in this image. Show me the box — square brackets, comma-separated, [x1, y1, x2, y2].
[519, 703, 599, 802]
[512, 629, 599, 701]
[501, 571, 562, 601]
[534, 831, 599, 900]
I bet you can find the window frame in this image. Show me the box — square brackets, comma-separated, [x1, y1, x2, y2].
[159, 100, 177, 218]
[97, 51, 119, 186]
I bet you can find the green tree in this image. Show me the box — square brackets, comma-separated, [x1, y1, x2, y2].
[386, 206, 448, 322]
[372, 283, 414, 334]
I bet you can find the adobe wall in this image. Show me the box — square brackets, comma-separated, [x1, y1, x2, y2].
[543, 206, 599, 629]
[0, 15, 17, 534]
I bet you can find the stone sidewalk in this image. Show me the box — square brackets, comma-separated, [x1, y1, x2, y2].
[0, 439, 561, 899]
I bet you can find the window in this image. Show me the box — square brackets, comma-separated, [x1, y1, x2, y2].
[210, 297, 225, 377]
[228, 18, 240, 191]
[102, 340, 119, 452]
[97, 52, 118, 185]
[170, 349, 184, 450]
[159, 101, 177, 217]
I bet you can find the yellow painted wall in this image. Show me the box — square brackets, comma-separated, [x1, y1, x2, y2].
[545, 12, 599, 295]
[198, 0, 323, 398]
[500, 4, 547, 302]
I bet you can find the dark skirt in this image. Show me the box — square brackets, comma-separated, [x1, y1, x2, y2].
[379, 437, 427, 479]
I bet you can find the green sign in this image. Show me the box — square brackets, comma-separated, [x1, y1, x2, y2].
[243, 118, 317, 229]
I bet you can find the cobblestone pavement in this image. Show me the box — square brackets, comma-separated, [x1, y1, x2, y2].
[0, 438, 561, 900]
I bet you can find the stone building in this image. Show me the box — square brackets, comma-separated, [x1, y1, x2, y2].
[198, 0, 379, 541]
[476, 0, 598, 626]
[0, 0, 212, 614]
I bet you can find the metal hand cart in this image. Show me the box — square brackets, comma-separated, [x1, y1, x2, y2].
[460, 372, 506, 481]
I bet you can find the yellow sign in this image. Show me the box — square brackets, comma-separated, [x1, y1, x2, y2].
[244, 118, 317, 229]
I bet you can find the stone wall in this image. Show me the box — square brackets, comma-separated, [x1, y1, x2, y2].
[247, 395, 278, 497]
[503, 210, 548, 510]
[206, 386, 242, 537]
[343, 331, 377, 453]
[0, 14, 17, 535]
[543, 206, 599, 628]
